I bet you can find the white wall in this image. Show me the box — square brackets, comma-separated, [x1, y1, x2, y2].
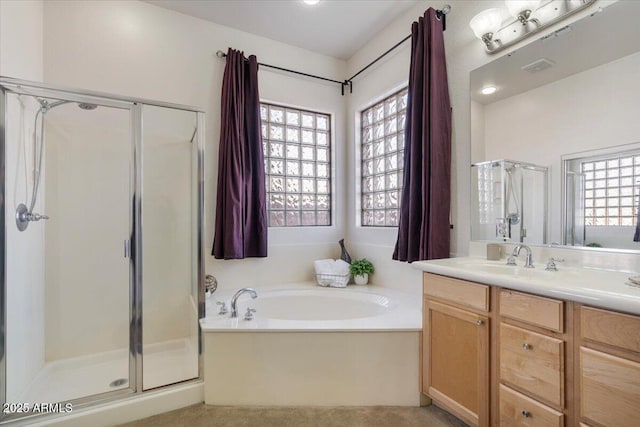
[22, 0, 613, 320]
[482, 51, 640, 247]
[0, 0, 45, 402]
[42, 0, 347, 291]
[0, 0, 43, 79]
[343, 0, 607, 294]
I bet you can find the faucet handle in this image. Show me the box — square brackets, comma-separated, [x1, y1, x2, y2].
[244, 307, 256, 321]
[216, 301, 228, 315]
[506, 256, 517, 266]
[545, 257, 564, 271]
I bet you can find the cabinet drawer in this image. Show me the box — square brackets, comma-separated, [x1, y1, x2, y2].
[500, 323, 564, 407]
[500, 289, 563, 332]
[500, 384, 564, 427]
[580, 347, 640, 427]
[423, 273, 489, 312]
[581, 306, 640, 353]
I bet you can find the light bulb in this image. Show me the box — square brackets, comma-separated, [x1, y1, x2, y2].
[303, 0, 320, 5]
[481, 86, 497, 95]
[469, 8, 503, 40]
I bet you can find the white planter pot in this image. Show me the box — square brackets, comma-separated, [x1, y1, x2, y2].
[354, 274, 369, 285]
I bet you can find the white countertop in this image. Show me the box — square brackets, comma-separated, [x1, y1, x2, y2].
[413, 257, 640, 316]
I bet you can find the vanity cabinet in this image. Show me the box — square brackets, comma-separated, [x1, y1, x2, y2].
[422, 273, 490, 427]
[498, 290, 568, 426]
[422, 272, 640, 426]
[577, 306, 640, 427]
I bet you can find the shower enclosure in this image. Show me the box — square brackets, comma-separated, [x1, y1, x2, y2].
[0, 77, 204, 423]
[471, 159, 548, 244]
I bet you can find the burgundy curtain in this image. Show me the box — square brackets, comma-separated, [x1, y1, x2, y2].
[213, 49, 267, 259]
[393, 8, 452, 263]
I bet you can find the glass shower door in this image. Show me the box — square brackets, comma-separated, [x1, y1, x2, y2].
[3, 91, 134, 407]
[141, 104, 200, 390]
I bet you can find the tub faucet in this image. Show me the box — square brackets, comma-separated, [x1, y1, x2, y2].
[230, 288, 258, 318]
[507, 245, 534, 268]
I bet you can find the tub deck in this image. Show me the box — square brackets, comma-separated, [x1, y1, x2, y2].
[200, 283, 421, 332]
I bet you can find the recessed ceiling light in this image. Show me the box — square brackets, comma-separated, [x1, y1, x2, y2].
[481, 86, 497, 95]
[303, 0, 320, 4]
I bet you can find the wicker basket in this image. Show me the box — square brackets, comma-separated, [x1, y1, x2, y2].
[315, 273, 349, 288]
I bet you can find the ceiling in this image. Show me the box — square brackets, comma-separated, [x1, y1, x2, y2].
[145, 0, 420, 60]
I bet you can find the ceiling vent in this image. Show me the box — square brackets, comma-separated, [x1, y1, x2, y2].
[521, 58, 556, 73]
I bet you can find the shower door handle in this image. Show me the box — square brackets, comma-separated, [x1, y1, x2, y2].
[124, 240, 131, 259]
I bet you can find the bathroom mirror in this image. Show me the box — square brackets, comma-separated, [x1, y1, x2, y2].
[469, 0, 640, 252]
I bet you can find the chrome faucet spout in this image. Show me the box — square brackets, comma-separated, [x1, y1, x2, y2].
[230, 288, 258, 318]
[512, 245, 534, 268]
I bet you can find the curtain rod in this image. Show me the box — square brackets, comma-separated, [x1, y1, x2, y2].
[215, 50, 349, 94]
[215, 5, 451, 96]
[346, 5, 451, 85]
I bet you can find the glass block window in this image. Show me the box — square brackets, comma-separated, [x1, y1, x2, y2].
[261, 103, 331, 227]
[582, 153, 640, 227]
[361, 88, 408, 227]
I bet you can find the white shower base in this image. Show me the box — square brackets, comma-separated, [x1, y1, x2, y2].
[21, 338, 197, 404]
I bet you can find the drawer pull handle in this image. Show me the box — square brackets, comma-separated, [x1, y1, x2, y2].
[476, 319, 484, 326]
[522, 343, 532, 350]
[522, 410, 530, 418]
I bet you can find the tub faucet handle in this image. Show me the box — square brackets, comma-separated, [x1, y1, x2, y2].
[244, 307, 256, 321]
[216, 301, 228, 315]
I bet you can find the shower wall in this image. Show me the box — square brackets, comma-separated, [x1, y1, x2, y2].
[2, 0, 45, 404]
[43, 106, 130, 360]
[4, 94, 46, 402]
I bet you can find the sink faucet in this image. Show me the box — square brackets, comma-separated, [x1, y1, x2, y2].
[506, 245, 534, 268]
[230, 288, 258, 318]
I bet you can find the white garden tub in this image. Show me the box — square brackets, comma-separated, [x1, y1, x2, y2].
[200, 283, 422, 406]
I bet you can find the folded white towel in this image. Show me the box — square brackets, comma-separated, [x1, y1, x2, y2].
[314, 259, 350, 287]
[334, 259, 350, 275]
[314, 259, 335, 275]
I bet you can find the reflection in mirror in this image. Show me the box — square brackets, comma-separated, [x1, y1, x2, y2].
[469, 0, 640, 252]
[471, 160, 548, 244]
[563, 143, 640, 250]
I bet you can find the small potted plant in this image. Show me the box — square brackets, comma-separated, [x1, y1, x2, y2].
[349, 258, 374, 285]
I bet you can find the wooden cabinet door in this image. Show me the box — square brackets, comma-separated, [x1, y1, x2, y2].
[580, 347, 640, 427]
[423, 299, 489, 427]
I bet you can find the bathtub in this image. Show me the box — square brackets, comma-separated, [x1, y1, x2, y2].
[200, 283, 422, 406]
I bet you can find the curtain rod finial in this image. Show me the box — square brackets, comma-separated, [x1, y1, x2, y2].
[441, 4, 451, 14]
[216, 50, 226, 58]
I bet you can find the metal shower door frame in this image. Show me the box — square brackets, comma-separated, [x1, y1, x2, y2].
[0, 77, 205, 423]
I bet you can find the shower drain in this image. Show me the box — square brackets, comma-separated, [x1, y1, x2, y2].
[109, 378, 128, 388]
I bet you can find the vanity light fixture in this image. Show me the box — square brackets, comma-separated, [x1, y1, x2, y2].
[481, 86, 497, 95]
[469, 0, 596, 54]
[303, 0, 320, 5]
[469, 8, 503, 47]
[505, 0, 542, 25]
